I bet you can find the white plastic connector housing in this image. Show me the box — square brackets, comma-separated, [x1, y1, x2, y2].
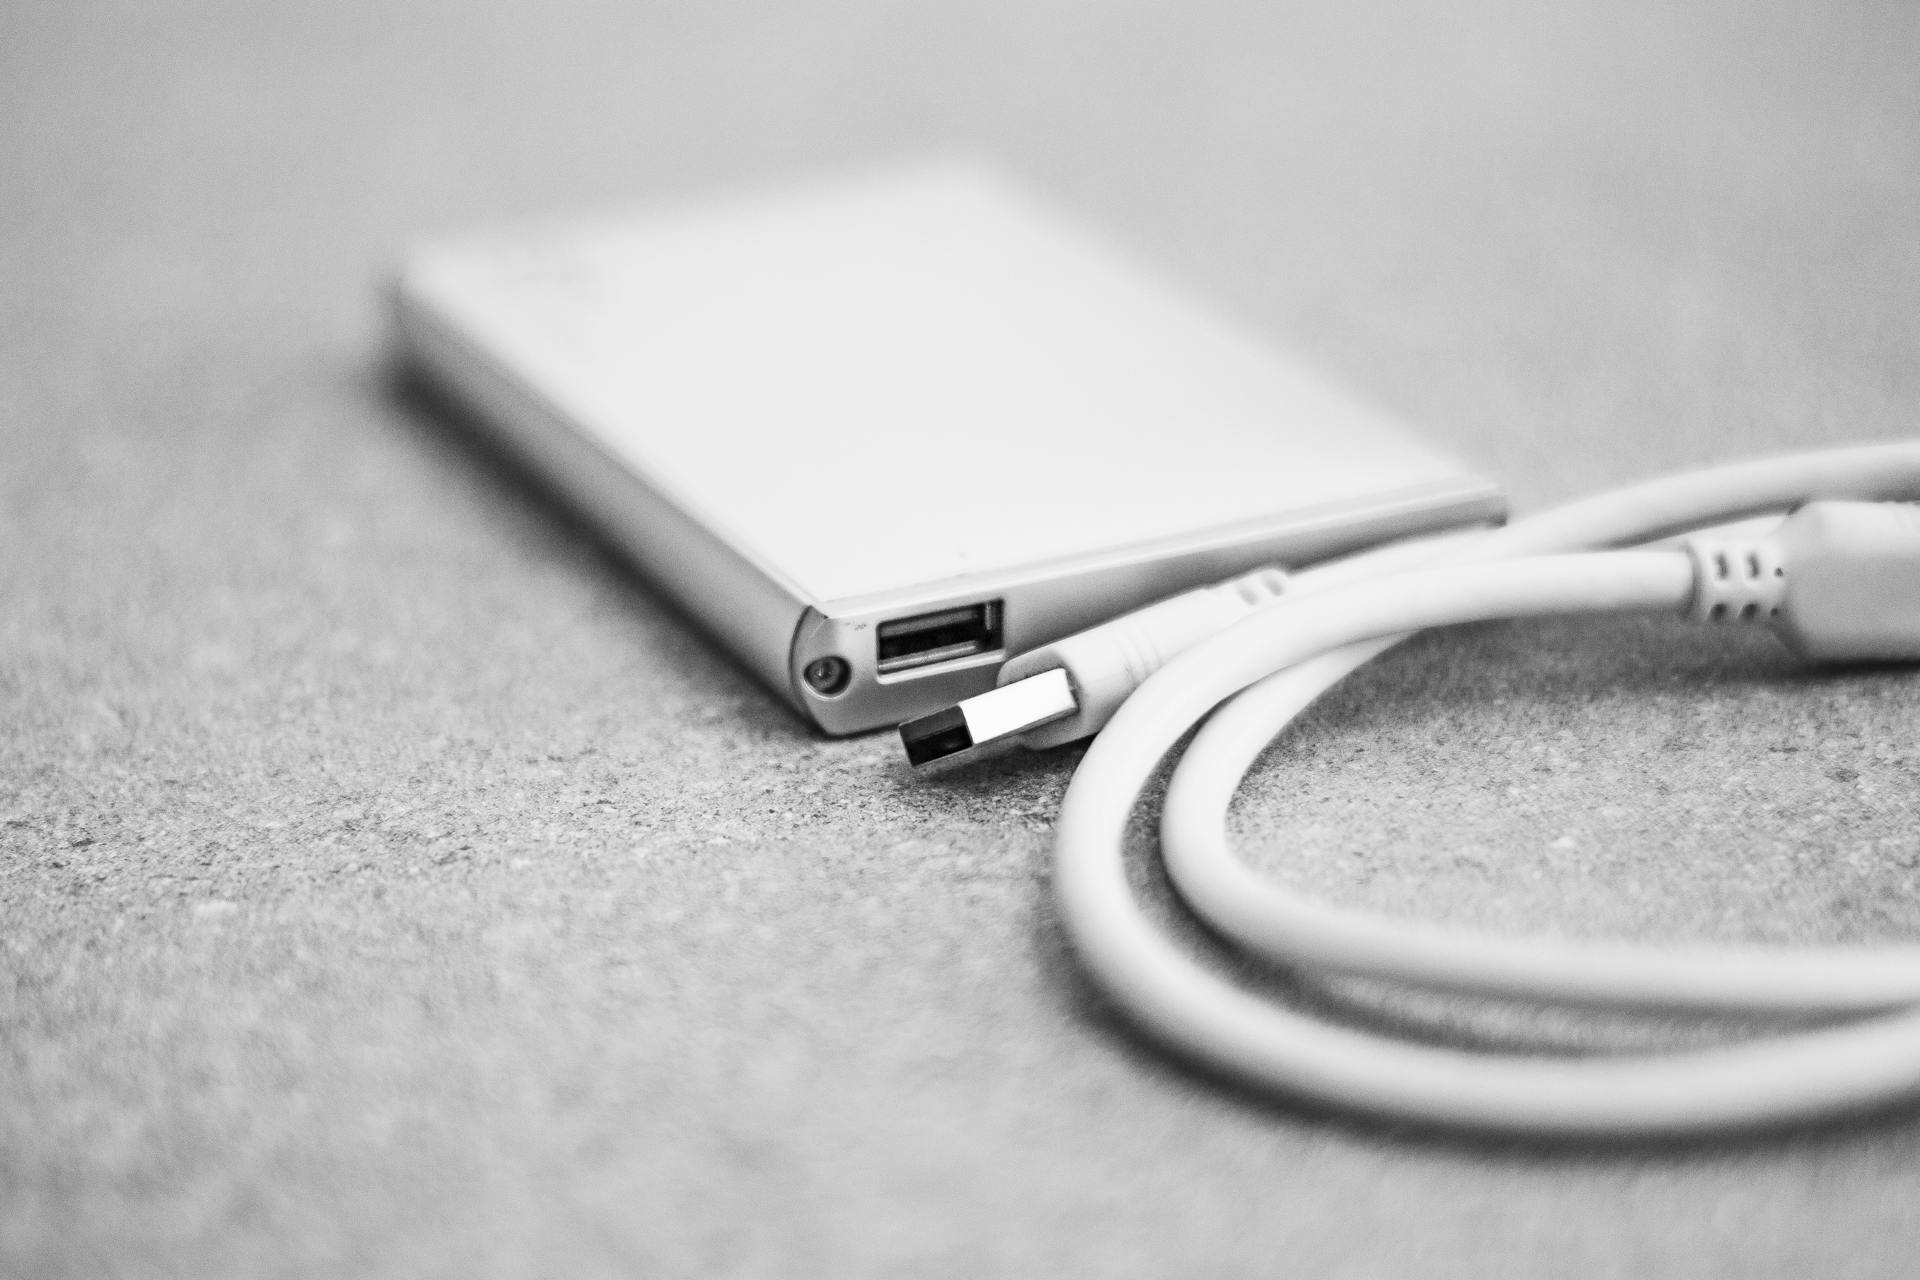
[1771, 500, 1920, 661]
[998, 567, 1289, 749]
[1685, 533, 1788, 626]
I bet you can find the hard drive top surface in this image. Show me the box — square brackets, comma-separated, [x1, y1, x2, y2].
[402, 164, 1492, 608]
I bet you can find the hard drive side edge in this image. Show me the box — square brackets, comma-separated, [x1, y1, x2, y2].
[391, 277, 816, 720]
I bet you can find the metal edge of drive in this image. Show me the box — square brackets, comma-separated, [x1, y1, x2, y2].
[389, 274, 818, 721]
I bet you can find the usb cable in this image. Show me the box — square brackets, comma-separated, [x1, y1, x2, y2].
[900, 442, 1920, 1136]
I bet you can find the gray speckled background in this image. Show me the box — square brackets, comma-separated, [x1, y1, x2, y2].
[6, 1, 1920, 1275]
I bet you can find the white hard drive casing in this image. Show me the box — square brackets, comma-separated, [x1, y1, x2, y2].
[392, 164, 1503, 735]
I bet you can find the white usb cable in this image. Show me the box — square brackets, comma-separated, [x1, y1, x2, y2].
[899, 442, 1920, 1135]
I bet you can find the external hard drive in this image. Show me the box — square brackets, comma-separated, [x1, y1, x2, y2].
[392, 163, 1503, 735]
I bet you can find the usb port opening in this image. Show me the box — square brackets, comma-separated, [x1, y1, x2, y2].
[876, 601, 1004, 675]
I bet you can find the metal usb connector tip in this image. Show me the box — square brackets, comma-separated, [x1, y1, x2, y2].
[898, 668, 1079, 767]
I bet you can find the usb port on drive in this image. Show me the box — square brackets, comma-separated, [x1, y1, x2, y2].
[876, 601, 1004, 675]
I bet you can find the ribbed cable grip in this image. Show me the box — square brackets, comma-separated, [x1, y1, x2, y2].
[1685, 535, 1788, 624]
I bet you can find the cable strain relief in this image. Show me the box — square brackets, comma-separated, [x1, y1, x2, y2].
[1111, 566, 1291, 684]
[1684, 535, 1787, 626]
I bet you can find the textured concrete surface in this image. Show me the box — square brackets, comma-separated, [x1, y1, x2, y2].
[5, 1, 1920, 1276]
